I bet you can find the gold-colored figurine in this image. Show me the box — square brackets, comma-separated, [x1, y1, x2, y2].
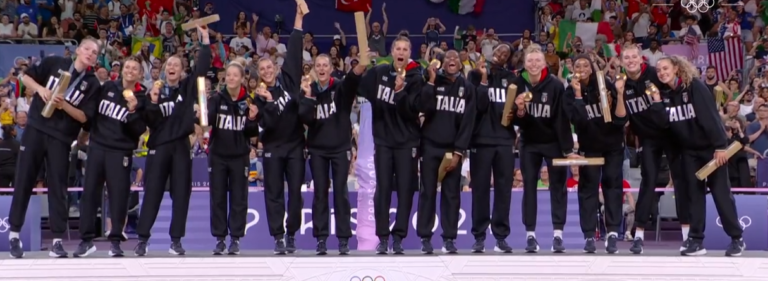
[397, 68, 406, 78]
[196, 77, 209, 127]
[595, 70, 612, 123]
[615, 73, 626, 81]
[42, 71, 72, 118]
[714, 85, 724, 110]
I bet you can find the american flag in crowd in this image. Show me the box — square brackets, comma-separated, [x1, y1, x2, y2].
[708, 36, 744, 81]
[683, 27, 699, 58]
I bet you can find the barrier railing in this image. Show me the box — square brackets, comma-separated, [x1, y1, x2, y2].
[0, 38, 79, 45]
[0, 187, 763, 193]
[220, 33, 523, 39]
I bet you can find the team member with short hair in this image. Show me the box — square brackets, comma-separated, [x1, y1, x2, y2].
[7, 39, 101, 258]
[417, 50, 476, 254]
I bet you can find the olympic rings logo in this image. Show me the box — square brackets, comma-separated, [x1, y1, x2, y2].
[0, 217, 10, 233]
[349, 276, 385, 281]
[680, 0, 714, 13]
[716, 216, 752, 230]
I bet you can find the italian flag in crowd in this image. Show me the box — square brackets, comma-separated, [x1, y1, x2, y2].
[445, 0, 486, 15]
[13, 79, 23, 99]
[557, 20, 615, 54]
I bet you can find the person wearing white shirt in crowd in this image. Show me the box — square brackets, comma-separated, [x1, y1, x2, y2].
[721, 9, 741, 39]
[601, 0, 619, 22]
[641, 39, 664, 67]
[480, 28, 500, 61]
[569, 0, 593, 22]
[0, 15, 15, 38]
[128, 14, 148, 38]
[16, 14, 38, 39]
[59, 0, 76, 21]
[107, 0, 121, 18]
[15, 89, 32, 114]
[229, 26, 253, 51]
[271, 32, 287, 68]
[631, 4, 653, 41]
[155, 9, 175, 36]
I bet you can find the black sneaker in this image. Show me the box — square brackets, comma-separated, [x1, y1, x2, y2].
[583, 238, 597, 253]
[392, 238, 405, 254]
[285, 236, 297, 253]
[228, 238, 241, 255]
[525, 236, 540, 253]
[725, 238, 745, 257]
[134, 240, 148, 256]
[605, 234, 619, 254]
[630, 238, 644, 254]
[442, 239, 458, 254]
[316, 239, 328, 255]
[681, 239, 707, 256]
[551, 237, 565, 253]
[72, 241, 95, 257]
[109, 241, 124, 257]
[9, 238, 23, 258]
[679, 239, 689, 252]
[274, 238, 287, 255]
[49, 240, 69, 258]
[420, 238, 433, 254]
[339, 239, 350, 255]
[375, 238, 389, 255]
[212, 239, 226, 255]
[494, 240, 512, 253]
[169, 241, 186, 255]
[471, 238, 485, 253]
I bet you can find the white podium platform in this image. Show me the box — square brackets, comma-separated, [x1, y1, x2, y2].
[2, 250, 768, 280]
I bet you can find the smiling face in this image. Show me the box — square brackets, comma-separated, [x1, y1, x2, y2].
[491, 44, 511, 65]
[524, 51, 546, 76]
[620, 47, 643, 74]
[655, 59, 677, 84]
[257, 58, 277, 85]
[164, 56, 183, 83]
[314, 55, 332, 82]
[391, 40, 411, 69]
[225, 65, 244, 90]
[121, 59, 142, 83]
[573, 58, 592, 81]
[443, 50, 460, 75]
